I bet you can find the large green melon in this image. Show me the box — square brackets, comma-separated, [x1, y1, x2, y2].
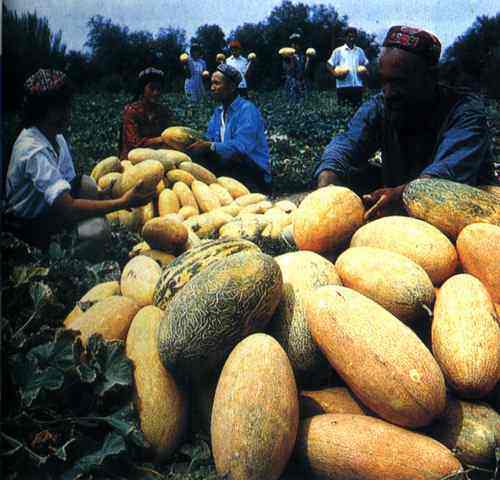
[158, 250, 283, 379]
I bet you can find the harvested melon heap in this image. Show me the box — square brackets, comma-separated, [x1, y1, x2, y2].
[73, 153, 499, 478]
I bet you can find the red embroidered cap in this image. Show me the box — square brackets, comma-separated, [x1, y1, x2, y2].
[24, 69, 69, 96]
[383, 26, 441, 65]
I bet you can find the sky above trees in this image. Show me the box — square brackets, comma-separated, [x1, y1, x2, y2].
[7, 0, 499, 52]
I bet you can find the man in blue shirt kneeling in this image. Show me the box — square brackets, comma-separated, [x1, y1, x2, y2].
[187, 64, 272, 194]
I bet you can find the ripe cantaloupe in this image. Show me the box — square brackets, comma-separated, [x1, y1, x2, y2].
[293, 186, 364, 253]
[268, 251, 341, 383]
[158, 251, 282, 378]
[296, 414, 462, 480]
[67, 296, 140, 345]
[350, 216, 458, 285]
[64, 281, 121, 327]
[428, 395, 500, 466]
[211, 333, 298, 480]
[306, 286, 446, 427]
[456, 223, 500, 303]
[335, 246, 435, 325]
[126, 306, 186, 461]
[121, 255, 162, 307]
[432, 274, 500, 399]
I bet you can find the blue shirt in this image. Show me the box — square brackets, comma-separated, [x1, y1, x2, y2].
[316, 86, 494, 187]
[206, 96, 272, 182]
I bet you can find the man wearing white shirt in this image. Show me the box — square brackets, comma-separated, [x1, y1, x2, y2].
[327, 27, 369, 108]
[226, 39, 254, 97]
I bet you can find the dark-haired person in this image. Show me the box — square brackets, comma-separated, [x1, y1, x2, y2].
[226, 39, 254, 98]
[316, 26, 495, 220]
[186, 64, 272, 193]
[327, 27, 369, 108]
[184, 44, 207, 103]
[4, 69, 152, 253]
[119, 67, 175, 159]
[283, 33, 311, 104]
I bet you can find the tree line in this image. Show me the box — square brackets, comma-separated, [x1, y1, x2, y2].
[3, 1, 500, 112]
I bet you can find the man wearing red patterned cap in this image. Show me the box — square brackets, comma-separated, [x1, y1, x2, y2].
[316, 26, 496, 220]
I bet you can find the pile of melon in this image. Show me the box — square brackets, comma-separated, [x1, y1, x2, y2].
[67, 168, 500, 478]
[90, 145, 298, 262]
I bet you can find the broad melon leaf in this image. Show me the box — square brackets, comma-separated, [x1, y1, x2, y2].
[99, 403, 149, 448]
[29, 282, 53, 310]
[10, 266, 49, 288]
[29, 329, 81, 372]
[61, 431, 126, 480]
[86, 335, 133, 397]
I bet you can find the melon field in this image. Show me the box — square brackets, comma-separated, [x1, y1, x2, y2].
[2, 90, 499, 480]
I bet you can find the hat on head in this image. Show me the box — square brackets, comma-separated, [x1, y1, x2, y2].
[229, 39, 242, 49]
[138, 67, 164, 79]
[289, 33, 301, 42]
[383, 26, 441, 65]
[24, 69, 69, 96]
[216, 63, 242, 85]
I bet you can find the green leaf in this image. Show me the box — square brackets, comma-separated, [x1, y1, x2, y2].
[61, 431, 126, 479]
[48, 242, 65, 260]
[87, 335, 133, 397]
[29, 329, 80, 372]
[29, 282, 53, 310]
[10, 266, 49, 288]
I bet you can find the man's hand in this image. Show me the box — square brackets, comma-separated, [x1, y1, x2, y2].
[317, 170, 342, 188]
[362, 184, 406, 221]
[187, 140, 212, 155]
[121, 181, 154, 209]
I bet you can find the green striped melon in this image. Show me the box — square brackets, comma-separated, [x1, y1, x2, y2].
[153, 238, 260, 309]
[403, 178, 500, 240]
[158, 251, 282, 378]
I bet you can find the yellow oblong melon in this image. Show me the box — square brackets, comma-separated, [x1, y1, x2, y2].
[216, 176, 250, 198]
[158, 188, 180, 216]
[211, 333, 298, 480]
[166, 169, 195, 186]
[235, 193, 268, 207]
[335, 246, 435, 325]
[306, 286, 446, 428]
[97, 172, 122, 191]
[67, 296, 140, 345]
[91, 156, 122, 181]
[456, 223, 500, 303]
[172, 181, 199, 213]
[64, 281, 121, 327]
[432, 274, 500, 399]
[296, 414, 462, 480]
[127, 148, 158, 165]
[268, 251, 341, 381]
[293, 186, 364, 253]
[121, 255, 162, 307]
[142, 217, 188, 252]
[300, 387, 369, 418]
[179, 161, 217, 185]
[112, 159, 164, 197]
[209, 183, 234, 206]
[191, 180, 221, 213]
[154, 149, 191, 166]
[126, 306, 187, 461]
[350, 216, 458, 285]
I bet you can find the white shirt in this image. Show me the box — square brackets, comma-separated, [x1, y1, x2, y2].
[226, 55, 249, 89]
[5, 127, 76, 218]
[327, 44, 369, 89]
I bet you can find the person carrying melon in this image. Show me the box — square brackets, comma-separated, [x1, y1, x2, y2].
[4, 69, 153, 253]
[119, 67, 176, 159]
[316, 25, 496, 220]
[282, 33, 312, 104]
[186, 63, 272, 194]
[183, 43, 208, 103]
[225, 39, 255, 98]
[327, 27, 369, 109]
